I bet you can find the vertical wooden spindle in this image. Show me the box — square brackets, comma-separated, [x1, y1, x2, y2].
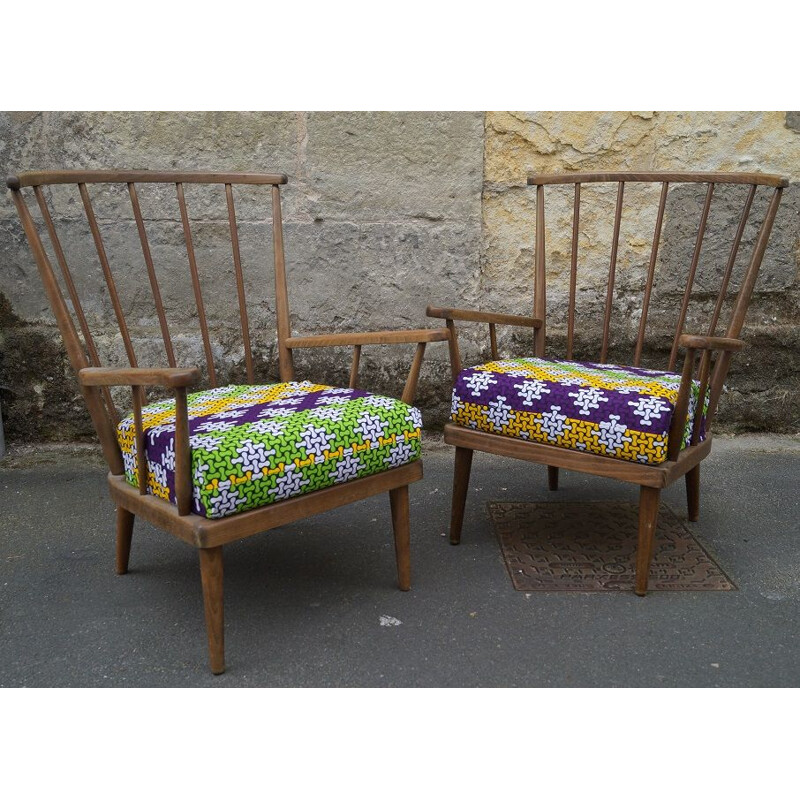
[35, 186, 119, 424]
[446, 319, 461, 382]
[128, 182, 176, 368]
[566, 182, 580, 360]
[600, 181, 625, 363]
[707, 183, 756, 338]
[634, 181, 669, 366]
[534, 183, 546, 357]
[10, 187, 124, 475]
[669, 182, 715, 371]
[225, 184, 254, 383]
[707, 187, 784, 431]
[176, 182, 216, 387]
[79, 183, 138, 369]
[272, 185, 295, 382]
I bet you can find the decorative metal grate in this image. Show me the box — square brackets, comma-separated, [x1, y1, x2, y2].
[487, 501, 735, 592]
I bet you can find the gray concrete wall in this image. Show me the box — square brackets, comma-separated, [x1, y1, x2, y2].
[0, 112, 483, 440]
[0, 111, 797, 444]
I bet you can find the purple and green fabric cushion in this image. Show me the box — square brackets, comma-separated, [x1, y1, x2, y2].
[116, 382, 422, 519]
[451, 357, 708, 465]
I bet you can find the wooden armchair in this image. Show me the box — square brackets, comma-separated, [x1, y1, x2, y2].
[427, 171, 787, 595]
[7, 170, 448, 673]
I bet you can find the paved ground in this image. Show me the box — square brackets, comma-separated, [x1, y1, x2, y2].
[1, 435, 798, 687]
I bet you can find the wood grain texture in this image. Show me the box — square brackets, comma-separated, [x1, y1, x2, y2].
[448, 446, 473, 545]
[426, 306, 542, 328]
[600, 181, 625, 362]
[107, 460, 424, 549]
[9, 170, 288, 187]
[78, 367, 201, 388]
[34, 186, 119, 424]
[80, 183, 138, 369]
[177, 182, 216, 386]
[272, 185, 295, 382]
[527, 171, 788, 187]
[635, 486, 661, 596]
[534, 183, 546, 356]
[129, 182, 176, 368]
[115, 507, 135, 575]
[225, 184, 254, 383]
[443, 423, 712, 489]
[9, 189, 125, 473]
[389, 485, 411, 591]
[287, 329, 449, 347]
[669, 181, 715, 371]
[199, 547, 225, 675]
[634, 181, 668, 366]
[686, 465, 700, 522]
[678, 334, 744, 352]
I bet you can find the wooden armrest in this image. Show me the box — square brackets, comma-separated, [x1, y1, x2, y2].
[678, 334, 745, 353]
[426, 305, 542, 328]
[285, 329, 449, 349]
[78, 367, 202, 388]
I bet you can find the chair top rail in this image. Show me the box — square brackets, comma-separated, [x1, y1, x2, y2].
[7, 170, 289, 189]
[527, 171, 789, 188]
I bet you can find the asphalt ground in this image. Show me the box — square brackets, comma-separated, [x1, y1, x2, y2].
[1, 435, 798, 687]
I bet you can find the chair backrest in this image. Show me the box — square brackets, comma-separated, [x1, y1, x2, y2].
[526, 171, 787, 438]
[7, 170, 298, 468]
[527, 171, 787, 370]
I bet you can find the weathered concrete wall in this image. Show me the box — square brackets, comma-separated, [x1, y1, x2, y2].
[0, 111, 798, 444]
[482, 112, 800, 433]
[0, 112, 483, 441]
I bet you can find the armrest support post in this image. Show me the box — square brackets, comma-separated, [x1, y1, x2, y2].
[446, 319, 462, 382]
[174, 388, 192, 515]
[131, 386, 148, 496]
[79, 366, 198, 514]
[667, 345, 697, 462]
[349, 345, 362, 390]
[285, 328, 446, 405]
[401, 343, 427, 405]
[426, 305, 543, 383]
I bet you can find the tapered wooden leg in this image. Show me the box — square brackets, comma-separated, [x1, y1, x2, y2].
[389, 485, 411, 591]
[115, 507, 135, 575]
[685, 465, 700, 522]
[547, 465, 559, 491]
[635, 486, 661, 597]
[199, 546, 225, 675]
[450, 446, 474, 545]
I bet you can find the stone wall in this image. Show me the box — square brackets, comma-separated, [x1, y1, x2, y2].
[482, 112, 800, 434]
[0, 111, 797, 444]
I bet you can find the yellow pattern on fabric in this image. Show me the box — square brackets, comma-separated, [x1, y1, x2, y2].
[453, 401, 669, 465]
[475, 359, 680, 402]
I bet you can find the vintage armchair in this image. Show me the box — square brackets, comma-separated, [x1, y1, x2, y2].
[427, 171, 787, 595]
[7, 170, 448, 673]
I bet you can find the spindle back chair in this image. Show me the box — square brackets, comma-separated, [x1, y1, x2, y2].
[428, 171, 787, 595]
[7, 170, 447, 673]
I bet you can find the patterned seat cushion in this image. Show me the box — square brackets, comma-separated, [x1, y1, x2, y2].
[451, 358, 708, 465]
[117, 382, 422, 519]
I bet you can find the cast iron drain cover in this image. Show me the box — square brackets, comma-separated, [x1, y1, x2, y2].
[487, 501, 735, 592]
